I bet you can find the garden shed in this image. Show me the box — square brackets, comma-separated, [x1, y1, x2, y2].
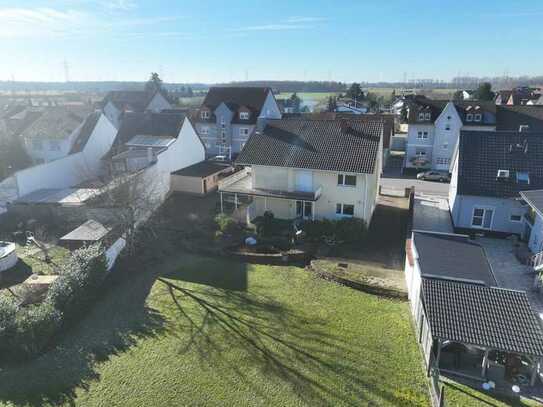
[59, 219, 113, 251]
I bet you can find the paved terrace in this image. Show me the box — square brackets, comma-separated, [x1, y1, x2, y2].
[479, 237, 543, 318]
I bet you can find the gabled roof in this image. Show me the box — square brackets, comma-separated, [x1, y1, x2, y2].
[172, 160, 230, 177]
[453, 101, 496, 126]
[196, 87, 271, 124]
[103, 90, 165, 112]
[422, 279, 543, 356]
[407, 98, 448, 124]
[19, 106, 92, 140]
[413, 231, 497, 286]
[495, 90, 513, 105]
[112, 111, 186, 148]
[236, 118, 382, 174]
[457, 131, 543, 198]
[70, 112, 101, 154]
[496, 105, 543, 131]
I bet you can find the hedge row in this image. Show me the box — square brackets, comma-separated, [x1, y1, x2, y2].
[0, 244, 108, 361]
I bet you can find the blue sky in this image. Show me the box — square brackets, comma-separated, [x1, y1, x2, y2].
[1, 0, 542, 83]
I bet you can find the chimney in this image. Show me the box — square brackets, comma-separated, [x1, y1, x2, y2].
[147, 147, 154, 163]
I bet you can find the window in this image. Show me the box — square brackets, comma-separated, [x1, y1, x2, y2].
[239, 127, 250, 137]
[497, 169, 510, 179]
[472, 207, 494, 229]
[447, 115, 451, 120]
[466, 113, 473, 122]
[338, 174, 357, 187]
[32, 140, 43, 150]
[424, 112, 431, 120]
[336, 203, 355, 217]
[200, 110, 210, 119]
[418, 113, 425, 121]
[436, 157, 449, 165]
[474, 113, 482, 122]
[415, 150, 426, 157]
[417, 131, 428, 139]
[200, 126, 209, 135]
[220, 116, 226, 128]
[442, 142, 448, 149]
[517, 171, 530, 185]
[239, 111, 250, 120]
[296, 200, 313, 219]
[510, 214, 522, 222]
[49, 140, 61, 151]
[445, 124, 451, 131]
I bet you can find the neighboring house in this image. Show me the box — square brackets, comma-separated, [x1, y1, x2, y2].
[193, 87, 282, 158]
[104, 111, 206, 214]
[404, 99, 495, 171]
[219, 118, 382, 225]
[496, 105, 543, 132]
[495, 90, 513, 105]
[0, 112, 117, 208]
[495, 87, 542, 106]
[449, 130, 543, 235]
[335, 99, 369, 114]
[459, 90, 476, 100]
[101, 90, 172, 129]
[527, 94, 543, 106]
[519, 190, 543, 260]
[19, 106, 93, 164]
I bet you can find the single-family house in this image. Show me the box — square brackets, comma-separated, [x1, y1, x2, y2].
[449, 130, 543, 235]
[219, 118, 382, 224]
[19, 106, 94, 164]
[404, 99, 495, 171]
[193, 87, 282, 158]
[519, 190, 543, 263]
[495, 87, 542, 106]
[101, 90, 172, 129]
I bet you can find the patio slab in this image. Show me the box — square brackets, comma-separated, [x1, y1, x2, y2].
[478, 237, 543, 318]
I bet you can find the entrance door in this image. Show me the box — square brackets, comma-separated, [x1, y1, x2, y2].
[203, 179, 207, 194]
[295, 171, 313, 192]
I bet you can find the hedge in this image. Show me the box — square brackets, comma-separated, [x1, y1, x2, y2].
[0, 244, 108, 361]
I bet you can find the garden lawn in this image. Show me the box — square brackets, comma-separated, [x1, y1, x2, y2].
[443, 380, 541, 407]
[0, 254, 430, 406]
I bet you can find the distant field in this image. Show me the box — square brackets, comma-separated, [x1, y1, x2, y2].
[274, 92, 340, 101]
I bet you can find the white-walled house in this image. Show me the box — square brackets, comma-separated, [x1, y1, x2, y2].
[219, 118, 382, 225]
[0, 112, 117, 208]
[519, 190, 543, 259]
[404, 98, 496, 171]
[449, 130, 543, 235]
[193, 87, 282, 158]
[101, 90, 172, 129]
[105, 111, 206, 210]
[20, 106, 93, 164]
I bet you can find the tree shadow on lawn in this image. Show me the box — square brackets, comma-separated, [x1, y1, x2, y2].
[155, 276, 413, 406]
[0, 255, 167, 407]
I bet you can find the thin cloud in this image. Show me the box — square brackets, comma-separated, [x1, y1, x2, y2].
[285, 16, 327, 23]
[104, 0, 138, 11]
[232, 16, 326, 33]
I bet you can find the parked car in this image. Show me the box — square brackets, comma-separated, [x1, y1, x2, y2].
[416, 171, 450, 182]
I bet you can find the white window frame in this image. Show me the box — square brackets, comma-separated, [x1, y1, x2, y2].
[424, 112, 431, 120]
[418, 113, 425, 121]
[466, 113, 473, 122]
[471, 206, 494, 229]
[337, 173, 357, 187]
[239, 127, 250, 137]
[474, 113, 482, 122]
[417, 131, 429, 140]
[415, 150, 426, 157]
[510, 214, 522, 222]
[200, 126, 209, 135]
[336, 203, 355, 217]
[201, 110, 210, 119]
[239, 111, 250, 120]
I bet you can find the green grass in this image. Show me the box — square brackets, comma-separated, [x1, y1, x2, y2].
[443, 380, 541, 407]
[275, 92, 340, 101]
[0, 253, 430, 406]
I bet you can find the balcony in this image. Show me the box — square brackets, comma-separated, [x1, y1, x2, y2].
[219, 168, 322, 201]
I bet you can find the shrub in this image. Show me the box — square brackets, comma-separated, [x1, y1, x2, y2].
[302, 218, 367, 243]
[0, 244, 107, 361]
[257, 211, 275, 237]
[214, 214, 239, 235]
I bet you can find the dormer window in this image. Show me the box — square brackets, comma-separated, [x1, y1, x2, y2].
[496, 169, 510, 179]
[424, 112, 431, 120]
[466, 113, 473, 122]
[201, 110, 210, 119]
[517, 171, 530, 185]
[474, 113, 482, 122]
[239, 111, 250, 120]
[418, 113, 425, 121]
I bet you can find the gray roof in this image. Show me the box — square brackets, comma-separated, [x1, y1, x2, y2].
[19, 106, 93, 140]
[496, 105, 543, 132]
[172, 161, 230, 177]
[422, 279, 543, 356]
[412, 196, 454, 234]
[103, 90, 166, 112]
[15, 188, 99, 205]
[60, 220, 110, 242]
[413, 231, 497, 286]
[236, 119, 382, 174]
[70, 112, 101, 154]
[457, 131, 543, 198]
[520, 189, 543, 217]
